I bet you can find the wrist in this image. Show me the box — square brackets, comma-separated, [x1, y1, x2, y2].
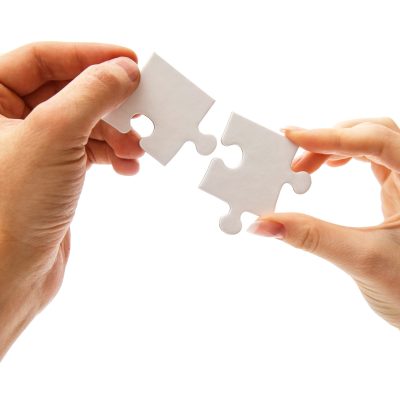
[0, 282, 40, 359]
[0, 231, 52, 359]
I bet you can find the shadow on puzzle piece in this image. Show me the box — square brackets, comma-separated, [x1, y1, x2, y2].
[199, 113, 312, 235]
[103, 53, 217, 165]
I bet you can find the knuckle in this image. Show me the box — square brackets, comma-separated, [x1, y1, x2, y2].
[381, 117, 398, 130]
[29, 42, 52, 81]
[357, 123, 394, 157]
[0, 85, 9, 115]
[23, 41, 47, 50]
[335, 128, 347, 148]
[357, 122, 380, 136]
[0, 84, 25, 119]
[85, 64, 121, 91]
[376, 128, 397, 158]
[297, 224, 320, 253]
[358, 121, 376, 129]
[20, 41, 40, 55]
[334, 119, 354, 129]
[112, 141, 128, 158]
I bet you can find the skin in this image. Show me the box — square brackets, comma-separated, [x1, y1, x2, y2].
[249, 118, 400, 329]
[0, 42, 144, 358]
[0, 43, 398, 361]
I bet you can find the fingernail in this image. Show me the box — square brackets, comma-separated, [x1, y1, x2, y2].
[110, 57, 139, 81]
[280, 126, 304, 134]
[247, 220, 285, 239]
[292, 153, 305, 167]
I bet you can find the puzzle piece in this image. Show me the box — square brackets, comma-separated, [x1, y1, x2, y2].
[199, 113, 311, 234]
[103, 53, 217, 165]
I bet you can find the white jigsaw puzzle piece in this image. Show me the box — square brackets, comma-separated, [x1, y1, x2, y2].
[103, 53, 217, 165]
[199, 113, 311, 234]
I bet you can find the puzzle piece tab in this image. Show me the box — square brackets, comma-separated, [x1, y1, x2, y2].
[103, 53, 217, 165]
[199, 113, 311, 234]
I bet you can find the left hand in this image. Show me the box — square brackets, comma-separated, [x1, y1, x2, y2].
[249, 118, 400, 329]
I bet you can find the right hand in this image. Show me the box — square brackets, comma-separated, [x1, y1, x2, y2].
[0, 42, 142, 358]
[250, 118, 400, 329]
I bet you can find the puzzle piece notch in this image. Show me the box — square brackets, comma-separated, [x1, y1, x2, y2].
[199, 113, 312, 234]
[103, 53, 217, 165]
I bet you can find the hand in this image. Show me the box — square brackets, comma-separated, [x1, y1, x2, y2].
[0, 42, 143, 357]
[249, 117, 400, 329]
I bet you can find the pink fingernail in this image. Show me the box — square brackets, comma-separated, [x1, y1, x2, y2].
[280, 126, 304, 133]
[247, 220, 285, 239]
[292, 154, 305, 166]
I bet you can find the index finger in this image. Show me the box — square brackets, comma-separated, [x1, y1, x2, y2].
[286, 123, 400, 172]
[0, 42, 138, 96]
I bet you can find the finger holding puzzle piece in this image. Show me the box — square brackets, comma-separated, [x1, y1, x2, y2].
[103, 53, 217, 165]
[103, 54, 311, 234]
[199, 113, 311, 234]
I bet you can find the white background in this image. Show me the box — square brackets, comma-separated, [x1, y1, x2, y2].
[1, 0, 400, 398]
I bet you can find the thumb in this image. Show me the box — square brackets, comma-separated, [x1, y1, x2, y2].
[249, 213, 381, 279]
[26, 57, 139, 143]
